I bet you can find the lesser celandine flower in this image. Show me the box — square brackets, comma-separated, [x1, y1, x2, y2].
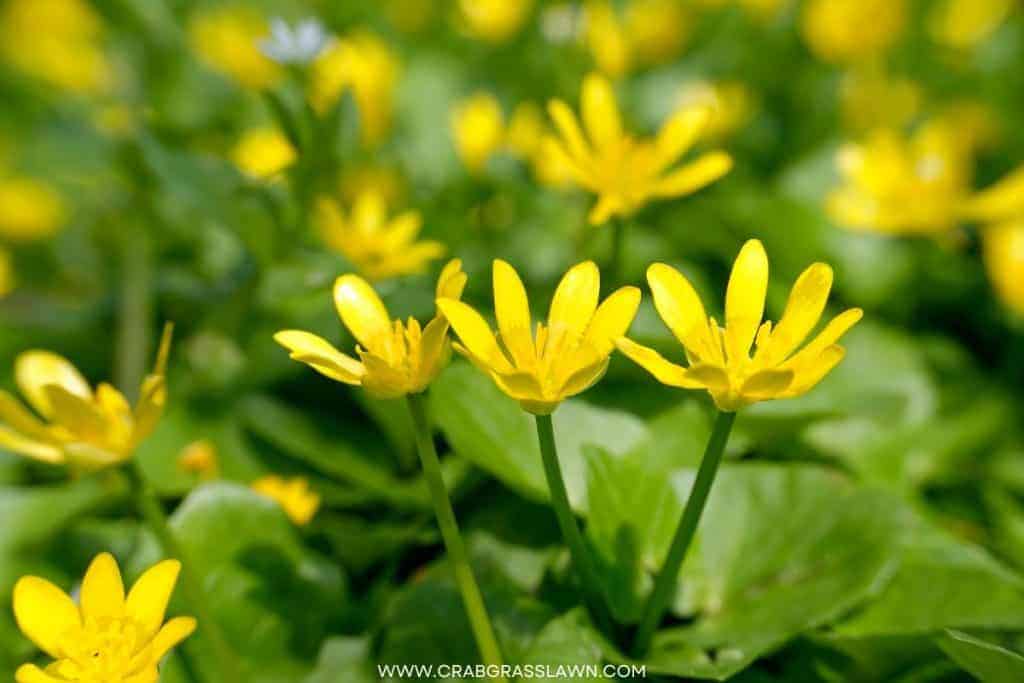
[252, 475, 321, 525]
[624, 0, 692, 68]
[0, 0, 111, 95]
[451, 92, 506, 174]
[546, 72, 732, 225]
[982, 221, 1024, 316]
[439, 260, 641, 415]
[13, 552, 195, 683]
[0, 177, 67, 241]
[928, 0, 1014, 50]
[456, 0, 534, 44]
[188, 5, 281, 90]
[584, 1, 631, 78]
[802, 0, 906, 64]
[310, 32, 399, 146]
[626, 239, 861, 655]
[0, 325, 172, 470]
[232, 127, 297, 180]
[315, 192, 445, 281]
[677, 80, 756, 142]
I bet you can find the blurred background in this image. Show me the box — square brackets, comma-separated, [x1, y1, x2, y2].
[2, 0, 1024, 681]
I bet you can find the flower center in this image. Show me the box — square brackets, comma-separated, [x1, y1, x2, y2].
[55, 616, 144, 681]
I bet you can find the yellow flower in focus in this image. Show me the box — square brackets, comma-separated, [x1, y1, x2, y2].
[437, 260, 640, 415]
[451, 93, 506, 174]
[802, 0, 906, 64]
[0, 325, 173, 469]
[0, 177, 66, 242]
[178, 439, 219, 479]
[252, 476, 321, 525]
[839, 66, 921, 133]
[316, 192, 445, 281]
[929, 0, 1014, 49]
[0, 0, 112, 94]
[624, 0, 692, 67]
[457, 0, 534, 43]
[310, 32, 399, 146]
[275, 259, 468, 399]
[982, 220, 1024, 316]
[232, 127, 297, 180]
[0, 249, 13, 298]
[13, 552, 195, 683]
[617, 240, 862, 412]
[546, 73, 733, 225]
[585, 1, 631, 78]
[677, 80, 757, 141]
[189, 5, 281, 90]
[828, 122, 973, 236]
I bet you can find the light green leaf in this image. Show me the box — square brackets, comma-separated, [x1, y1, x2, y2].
[938, 630, 1024, 683]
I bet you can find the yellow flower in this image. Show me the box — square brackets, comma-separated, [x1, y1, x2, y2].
[802, 0, 906, 64]
[338, 165, 405, 206]
[617, 240, 862, 412]
[188, 5, 281, 90]
[232, 127, 296, 180]
[315, 192, 445, 281]
[827, 122, 972, 236]
[275, 259, 468, 398]
[677, 80, 757, 141]
[839, 66, 921, 133]
[929, 0, 1014, 49]
[178, 439, 219, 479]
[982, 220, 1024, 316]
[457, 0, 534, 44]
[506, 102, 546, 160]
[0, 177, 67, 242]
[585, 1, 631, 78]
[310, 32, 399, 146]
[251, 476, 321, 526]
[546, 72, 733, 225]
[451, 92, 506, 174]
[0, 0, 112, 95]
[0, 325, 173, 469]
[437, 260, 640, 415]
[0, 248, 13, 298]
[13, 552, 195, 683]
[624, 0, 692, 68]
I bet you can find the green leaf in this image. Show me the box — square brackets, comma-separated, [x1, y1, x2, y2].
[305, 637, 377, 683]
[520, 609, 605, 679]
[938, 631, 1024, 683]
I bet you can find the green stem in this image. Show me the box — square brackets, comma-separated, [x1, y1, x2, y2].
[608, 217, 627, 288]
[534, 414, 614, 635]
[407, 393, 506, 679]
[126, 463, 243, 682]
[632, 410, 737, 657]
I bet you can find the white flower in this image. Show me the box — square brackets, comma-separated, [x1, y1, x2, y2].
[259, 17, 332, 65]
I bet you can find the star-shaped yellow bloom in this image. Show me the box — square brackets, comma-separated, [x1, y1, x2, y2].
[275, 259, 467, 399]
[251, 475, 321, 526]
[0, 325, 172, 470]
[13, 552, 195, 683]
[437, 260, 640, 415]
[316, 191, 445, 282]
[545, 73, 732, 225]
[617, 240, 862, 412]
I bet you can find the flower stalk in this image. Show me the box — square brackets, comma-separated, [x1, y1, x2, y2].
[534, 413, 614, 635]
[632, 409, 737, 657]
[407, 392, 507, 678]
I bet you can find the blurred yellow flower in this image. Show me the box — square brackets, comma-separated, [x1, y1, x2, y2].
[451, 92, 506, 174]
[828, 122, 972, 236]
[677, 80, 757, 141]
[0, 0, 112, 95]
[839, 67, 922, 133]
[275, 259, 468, 398]
[438, 260, 640, 414]
[929, 0, 1014, 49]
[961, 166, 1024, 226]
[252, 476, 321, 525]
[0, 177, 66, 241]
[585, 1, 631, 78]
[457, 0, 534, 43]
[0, 325, 172, 469]
[339, 166, 405, 206]
[316, 192, 445, 281]
[618, 240, 862, 412]
[624, 0, 692, 68]
[13, 552, 195, 683]
[178, 439, 219, 479]
[982, 220, 1024, 316]
[232, 127, 297, 180]
[546, 72, 733, 225]
[506, 102, 546, 160]
[189, 5, 281, 90]
[802, 0, 906, 64]
[310, 32, 399, 146]
[0, 249, 12, 298]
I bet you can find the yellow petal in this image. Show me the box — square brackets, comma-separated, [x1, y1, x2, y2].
[784, 308, 863, 368]
[381, 211, 423, 251]
[585, 286, 641, 355]
[588, 194, 622, 225]
[646, 263, 711, 359]
[557, 357, 609, 400]
[654, 105, 710, 170]
[15, 664, 63, 683]
[757, 263, 833, 365]
[0, 390, 57, 442]
[152, 323, 174, 378]
[491, 369, 546, 403]
[547, 261, 600, 341]
[547, 99, 592, 165]
[783, 345, 846, 398]
[0, 426, 63, 463]
[961, 164, 1024, 222]
[64, 442, 125, 469]
[493, 260, 535, 367]
[126, 559, 182, 643]
[740, 369, 794, 399]
[724, 239, 769, 363]
[436, 259, 467, 301]
[581, 72, 622, 150]
[96, 384, 133, 431]
[81, 552, 126, 622]
[131, 376, 166, 449]
[357, 349, 410, 399]
[685, 363, 731, 396]
[415, 316, 451, 388]
[14, 351, 92, 419]
[274, 330, 366, 385]
[351, 191, 387, 234]
[43, 385, 108, 442]
[437, 299, 513, 373]
[334, 274, 392, 353]
[148, 616, 197, 661]
[652, 151, 733, 198]
[615, 337, 704, 388]
[13, 576, 80, 658]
